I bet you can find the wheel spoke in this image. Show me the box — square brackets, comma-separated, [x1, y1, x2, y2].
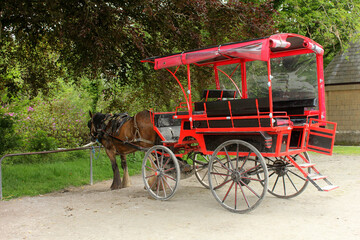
[239, 179, 260, 198]
[149, 176, 158, 190]
[287, 169, 307, 181]
[145, 174, 156, 179]
[200, 168, 209, 182]
[160, 178, 166, 198]
[210, 171, 231, 177]
[235, 144, 239, 170]
[238, 182, 250, 208]
[156, 177, 160, 196]
[242, 163, 261, 175]
[222, 181, 235, 203]
[214, 156, 232, 173]
[214, 179, 233, 190]
[162, 176, 174, 193]
[160, 149, 164, 168]
[268, 171, 276, 178]
[163, 167, 176, 173]
[234, 182, 238, 210]
[271, 174, 280, 192]
[241, 176, 264, 182]
[163, 173, 177, 182]
[154, 151, 159, 165]
[145, 165, 156, 172]
[286, 172, 299, 192]
[282, 175, 286, 196]
[239, 150, 252, 170]
[224, 146, 235, 170]
[150, 153, 159, 169]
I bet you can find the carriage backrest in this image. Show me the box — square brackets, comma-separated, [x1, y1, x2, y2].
[201, 89, 237, 100]
[195, 97, 269, 117]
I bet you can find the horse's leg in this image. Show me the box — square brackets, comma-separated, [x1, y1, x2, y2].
[120, 154, 131, 188]
[105, 149, 122, 190]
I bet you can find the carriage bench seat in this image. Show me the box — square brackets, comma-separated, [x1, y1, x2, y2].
[154, 113, 182, 143]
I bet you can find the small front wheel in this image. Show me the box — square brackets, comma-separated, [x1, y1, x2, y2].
[142, 145, 180, 201]
[209, 140, 268, 213]
[264, 152, 310, 198]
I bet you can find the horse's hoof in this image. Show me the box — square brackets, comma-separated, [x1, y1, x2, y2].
[110, 184, 122, 190]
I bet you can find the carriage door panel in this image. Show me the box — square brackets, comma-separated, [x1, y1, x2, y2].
[306, 119, 337, 155]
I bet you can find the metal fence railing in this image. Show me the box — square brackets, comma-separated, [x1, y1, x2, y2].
[0, 145, 101, 200]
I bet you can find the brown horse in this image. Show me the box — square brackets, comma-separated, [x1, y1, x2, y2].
[88, 110, 157, 190]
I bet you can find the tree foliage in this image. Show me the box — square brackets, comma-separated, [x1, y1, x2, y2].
[1, 0, 359, 109]
[0, 0, 277, 103]
[274, 0, 360, 65]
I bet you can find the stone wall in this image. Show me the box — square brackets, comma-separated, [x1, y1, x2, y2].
[325, 84, 360, 145]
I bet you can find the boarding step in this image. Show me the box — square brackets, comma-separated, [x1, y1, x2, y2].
[308, 173, 327, 180]
[321, 185, 339, 192]
[299, 163, 315, 168]
[307, 173, 338, 192]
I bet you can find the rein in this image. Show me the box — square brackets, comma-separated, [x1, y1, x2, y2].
[101, 130, 150, 152]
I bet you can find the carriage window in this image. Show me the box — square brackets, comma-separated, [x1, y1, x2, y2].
[246, 61, 269, 99]
[217, 63, 242, 98]
[270, 53, 318, 107]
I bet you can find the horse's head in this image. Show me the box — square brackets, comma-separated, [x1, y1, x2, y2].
[88, 111, 107, 142]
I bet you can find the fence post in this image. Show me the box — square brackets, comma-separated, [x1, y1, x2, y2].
[90, 149, 93, 185]
[0, 156, 3, 200]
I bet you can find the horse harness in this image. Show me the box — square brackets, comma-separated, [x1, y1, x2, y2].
[95, 112, 153, 151]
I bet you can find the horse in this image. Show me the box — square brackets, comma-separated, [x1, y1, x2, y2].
[88, 110, 157, 190]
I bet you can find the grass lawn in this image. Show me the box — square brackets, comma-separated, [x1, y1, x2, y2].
[1, 150, 144, 200]
[332, 145, 360, 155]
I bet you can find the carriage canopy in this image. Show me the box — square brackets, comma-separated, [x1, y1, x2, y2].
[142, 33, 324, 70]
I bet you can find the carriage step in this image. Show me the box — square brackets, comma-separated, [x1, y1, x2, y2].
[308, 173, 327, 180]
[299, 163, 315, 168]
[321, 185, 339, 192]
[161, 140, 178, 144]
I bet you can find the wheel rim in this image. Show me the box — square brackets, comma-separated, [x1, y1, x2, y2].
[193, 153, 210, 188]
[193, 153, 230, 189]
[142, 145, 180, 201]
[209, 140, 268, 213]
[264, 153, 310, 199]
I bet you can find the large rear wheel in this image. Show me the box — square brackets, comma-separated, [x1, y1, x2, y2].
[209, 140, 268, 213]
[142, 145, 180, 201]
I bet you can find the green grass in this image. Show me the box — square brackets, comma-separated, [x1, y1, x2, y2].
[332, 145, 360, 155]
[1, 150, 144, 200]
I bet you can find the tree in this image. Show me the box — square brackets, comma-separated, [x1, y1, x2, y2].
[0, 0, 277, 105]
[274, 0, 360, 65]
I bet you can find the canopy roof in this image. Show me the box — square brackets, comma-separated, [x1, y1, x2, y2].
[142, 33, 323, 70]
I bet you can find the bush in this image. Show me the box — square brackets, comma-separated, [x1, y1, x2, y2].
[28, 130, 57, 152]
[16, 97, 90, 150]
[0, 113, 20, 155]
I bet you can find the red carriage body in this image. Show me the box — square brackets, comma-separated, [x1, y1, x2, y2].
[141, 33, 338, 213]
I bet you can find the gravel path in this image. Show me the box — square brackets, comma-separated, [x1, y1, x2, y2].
[1, 153, 359, 240]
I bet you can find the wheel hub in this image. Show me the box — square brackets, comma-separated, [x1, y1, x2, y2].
[231, 170, 250, 186]
[155, 169, 164, 177]
[273, 160, 287, 176]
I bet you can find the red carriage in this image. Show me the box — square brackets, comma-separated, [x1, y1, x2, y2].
[141, 33, 338, 213]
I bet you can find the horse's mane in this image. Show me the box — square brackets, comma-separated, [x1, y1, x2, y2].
[93, 113, 107, 126]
